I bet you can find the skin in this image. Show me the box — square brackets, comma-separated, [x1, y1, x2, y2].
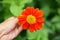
[0, 17, 22, 40]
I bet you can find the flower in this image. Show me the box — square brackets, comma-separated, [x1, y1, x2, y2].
[18, 7, 44, 32]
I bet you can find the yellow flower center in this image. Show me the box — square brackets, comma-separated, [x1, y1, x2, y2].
[26, 15, 36, 24]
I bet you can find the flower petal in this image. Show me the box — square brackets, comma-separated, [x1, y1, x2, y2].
[29, 24, 35, 32]
[26, 7, 34, 14]
[22, 7, 35, 15]
[18, 15, 26, 25]
[22, 10, 30, 15]
[37, 17, 44, 23]
[22, 22, 29, 30]
[18, 21, 26, 25]
[18, 15, 26, 21]
[33, 8, 44, 18]
[35, 22, 42, 30]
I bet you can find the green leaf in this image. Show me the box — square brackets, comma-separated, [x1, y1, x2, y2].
[54, 23, 60, 30]
[27, 24, 48, 40]
[51, 16, 60, 22]
[57, 8, 60, 15]
[41, 5, 50, 18]
[0, 4, 3, 12]
[10, 4, 23, 16]
[3, 0, 14, 4]
[10, 0, 32, 16]
[50, 15, 60, 30]
[0, 13, 4, 22]
[14, 35, 22, 40]
[14, 0, 30, 6]
[53, 36, 60, 40]
[56, 0, 60, 4]
[0, 3, 4, 22]
[3, 4, 13, 19]
[41, 27, 48, 40]
[4, 11, 13, 19]
[27, 30, 38, 40]
[3, 0, 32, 5]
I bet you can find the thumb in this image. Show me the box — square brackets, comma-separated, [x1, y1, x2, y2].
[1, 17, 18, 30]
[0, 17, 18, 37]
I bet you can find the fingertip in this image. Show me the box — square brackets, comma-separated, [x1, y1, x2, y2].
[1, 17, 18, 27]
[9, 17, 18, 22]
[3, 17, 18, 24]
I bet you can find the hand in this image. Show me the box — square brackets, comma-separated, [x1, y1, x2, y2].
[0, 17, 22, 40]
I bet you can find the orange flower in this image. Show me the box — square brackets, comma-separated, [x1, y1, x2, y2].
[18, 7, 44, 32]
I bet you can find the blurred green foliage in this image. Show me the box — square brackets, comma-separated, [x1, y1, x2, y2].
[0, 0, 60, 40]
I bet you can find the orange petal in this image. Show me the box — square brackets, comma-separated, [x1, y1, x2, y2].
[22, 10, 30, 15]
[26, 7, 34, 14]
[35, 22, 42, 30]
[34, 8, 44, 18]
[22, 22, 29, 30]
[18, 15, 26, 21]
[34, 24, 38, 30]
[22, 7, 34, 15]
[37, 17, 44, 23]
[18, 15, 26, 25]
[18, 20, 26, 25]
[29, 24, 35, 32]
[37, 23, 42, 30]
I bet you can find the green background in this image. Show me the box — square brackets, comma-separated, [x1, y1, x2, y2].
[0, 0, 60, 40]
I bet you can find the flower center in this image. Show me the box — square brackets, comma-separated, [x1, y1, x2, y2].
[26, 15, 36, 24]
